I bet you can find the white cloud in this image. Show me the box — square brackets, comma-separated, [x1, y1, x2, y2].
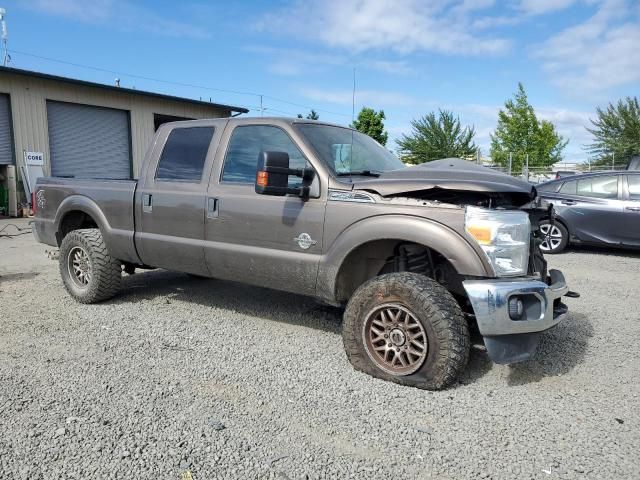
[247, 46, 415, 77]
[299, 87, 417, 108]
[518, 0, 580, 15]
[24, 0, 210, 39]
[534, 0, 640, 95]
[257, 0, 511, 56]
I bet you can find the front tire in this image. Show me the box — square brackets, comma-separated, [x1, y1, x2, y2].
[539, 220, 568, 254]
[59, 228, 122, 303]
[342, 273, 470, 390]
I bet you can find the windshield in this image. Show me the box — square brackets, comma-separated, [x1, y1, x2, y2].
[295, 124, 405, 176]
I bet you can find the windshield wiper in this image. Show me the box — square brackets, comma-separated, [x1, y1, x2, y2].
[336, 170, 381, 177]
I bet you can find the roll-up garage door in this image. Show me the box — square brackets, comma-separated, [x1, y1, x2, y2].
[47, 101, 132, 179]
[0, 94, 14, 165]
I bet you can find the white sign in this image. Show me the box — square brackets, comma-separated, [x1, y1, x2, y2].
[24, 151, 44, 166]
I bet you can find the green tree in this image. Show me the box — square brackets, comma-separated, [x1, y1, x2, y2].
[351, 107, 388, 145]
[396, 109, 476, 164]
[297, 109, 320, 120]
[490, 83, 567, 173]
[586, 96, 640, 167]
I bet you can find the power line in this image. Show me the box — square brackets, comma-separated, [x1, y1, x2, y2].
[6, 48, 352, 119]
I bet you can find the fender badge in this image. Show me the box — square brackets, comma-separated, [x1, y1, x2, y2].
[294, 233, 317, 250]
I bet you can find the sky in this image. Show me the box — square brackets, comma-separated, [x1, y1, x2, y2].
[1, 0, 639, 163]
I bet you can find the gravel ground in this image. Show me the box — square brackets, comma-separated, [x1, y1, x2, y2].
[1, 217, 639, 479]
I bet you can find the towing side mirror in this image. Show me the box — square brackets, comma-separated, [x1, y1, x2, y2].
[255, 151, 315, 200]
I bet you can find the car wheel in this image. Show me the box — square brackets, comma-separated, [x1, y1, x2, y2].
[342, 272, 470, 390]
[59, 228, 122, 303]
[539, 221, 569, 254]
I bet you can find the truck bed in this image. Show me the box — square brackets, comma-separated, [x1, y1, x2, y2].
[33, 177, 140, 263]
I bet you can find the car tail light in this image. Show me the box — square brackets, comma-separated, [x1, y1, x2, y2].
[31, 191, 37, 215]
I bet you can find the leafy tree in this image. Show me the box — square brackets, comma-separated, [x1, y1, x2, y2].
[351, 107, 388, 146]
[490, 83, 567, 173]
[396, 109, 476, 164]
[297, 109, 320, 120]
[586, 96, 640, 167]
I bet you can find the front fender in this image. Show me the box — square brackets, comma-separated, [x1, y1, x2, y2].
[54, 195, 140, 264]
[316, 214, 494, 303]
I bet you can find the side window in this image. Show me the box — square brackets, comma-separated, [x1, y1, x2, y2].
[156, 127, 214, 182]
[537, 182, 560, 193]
[559, 180, 577, 195]
[628, 176, 640, 201]
[221, 125, 308, 185]
[576, 175, 618, 199]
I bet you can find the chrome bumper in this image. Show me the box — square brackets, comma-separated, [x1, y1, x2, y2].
[463, 269, 569, 363]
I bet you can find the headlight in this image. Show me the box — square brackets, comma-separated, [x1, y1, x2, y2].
[465, 206, 530, 277]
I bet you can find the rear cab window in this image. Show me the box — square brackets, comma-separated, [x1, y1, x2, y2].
[156, 127, 215, 182]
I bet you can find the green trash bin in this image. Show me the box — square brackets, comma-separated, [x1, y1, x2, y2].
[0, 184, 8, 215]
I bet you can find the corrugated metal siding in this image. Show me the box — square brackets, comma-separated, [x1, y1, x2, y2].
[0, 71, 231, 178]
[47, 101, 131, 179]
[0, 93, 13, 164]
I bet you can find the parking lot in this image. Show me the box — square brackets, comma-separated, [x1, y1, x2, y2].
[0, 218, 638, 479]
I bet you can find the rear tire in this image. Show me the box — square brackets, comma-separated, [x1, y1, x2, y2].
[539, 220, 569, 254]
[59, 228, 122, 304]
[342, 272, 470, 390]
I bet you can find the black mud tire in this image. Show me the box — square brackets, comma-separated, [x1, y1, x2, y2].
[59, 228, 122, 304]
[539, 220, 569, 254]
[342, 272, 470, 390]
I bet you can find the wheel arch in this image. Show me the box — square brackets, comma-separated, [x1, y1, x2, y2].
[317, 215, 493, 304]
[54, 195, 141, 264]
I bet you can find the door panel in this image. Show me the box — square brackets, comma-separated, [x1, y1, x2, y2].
[204, 124, 326, 295]
[135, 125, 218, 274]
[204, 184, 325, 294]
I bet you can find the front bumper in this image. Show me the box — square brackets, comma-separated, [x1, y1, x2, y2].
[463, 269, 569, 364]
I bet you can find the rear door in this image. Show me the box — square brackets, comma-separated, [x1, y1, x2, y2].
[135, 123, 222, 274]
[203, 123, 326, 295]
[554, 175, 625, 245]
[621, 174, 640, 247]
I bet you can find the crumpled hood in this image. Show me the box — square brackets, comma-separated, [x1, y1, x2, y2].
[352, 158, 536, 199]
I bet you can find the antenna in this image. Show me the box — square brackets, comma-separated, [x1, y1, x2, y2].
[351, 67, 356, 123]
[0, 7, 8, 67]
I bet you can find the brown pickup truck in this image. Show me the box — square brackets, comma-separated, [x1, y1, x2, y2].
[33, 117, 573, 390]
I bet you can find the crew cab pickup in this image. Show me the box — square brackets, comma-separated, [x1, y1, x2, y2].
[33, 117, 573, 390]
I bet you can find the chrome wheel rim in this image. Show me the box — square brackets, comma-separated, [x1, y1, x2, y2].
[67, 246, 91, 288]
[362, 303, 428, 376]
[539, 223, 563, 252]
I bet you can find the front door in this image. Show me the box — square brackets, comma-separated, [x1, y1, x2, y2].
[135, 125, 219, 275]
[555, 175, 626, 245]
[204, 124, 326, 295]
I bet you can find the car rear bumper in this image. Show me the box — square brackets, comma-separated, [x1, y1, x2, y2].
[463, 269, 569, 363]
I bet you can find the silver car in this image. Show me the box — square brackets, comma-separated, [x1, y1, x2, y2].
[536, 171, 640, 253]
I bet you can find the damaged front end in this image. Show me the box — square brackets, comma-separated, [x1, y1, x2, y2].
[351, 158, 575, 364]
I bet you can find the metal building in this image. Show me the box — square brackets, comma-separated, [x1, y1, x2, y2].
[0, 66, 247, 215]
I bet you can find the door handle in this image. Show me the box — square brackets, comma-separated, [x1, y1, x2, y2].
[561, 200, 577, 205]
[625, 206, 640, 212]
[207, 197, 219, 219]
[142, 193, 153, 213]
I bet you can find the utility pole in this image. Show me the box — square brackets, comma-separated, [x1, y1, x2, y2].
[259, 95, 263, 117]
[524, 154, 529, 180]
[476, 148, 480, 165]
[612, 152, 615, 170]
[508, 152, 512, 176]
[0, 8, 8, 67]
